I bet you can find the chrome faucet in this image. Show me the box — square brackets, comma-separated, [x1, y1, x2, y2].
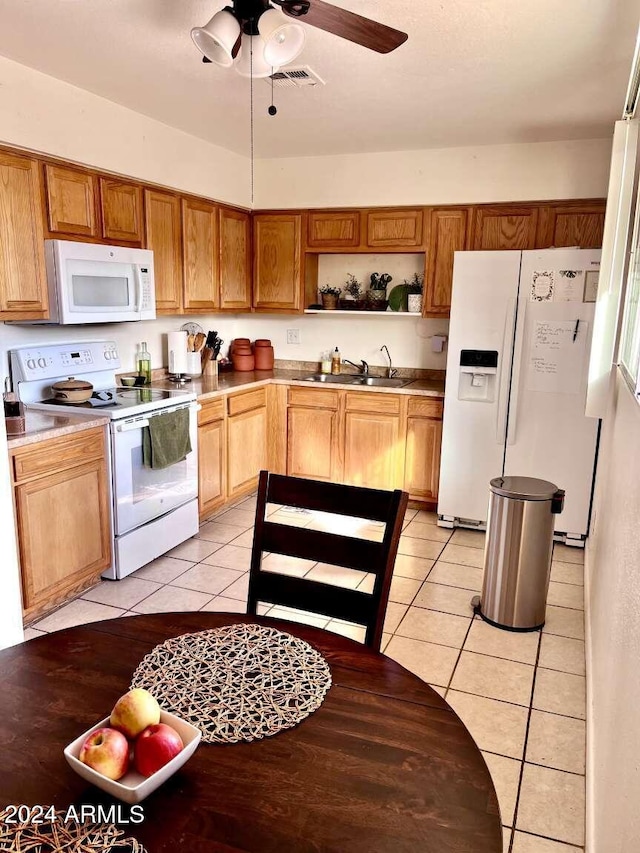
[380, 345, 397, 378]
[343, 359, 369, 374]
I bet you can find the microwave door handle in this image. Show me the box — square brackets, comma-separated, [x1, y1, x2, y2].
[133, 266, 143, 313]
[117, 419, 150, 432]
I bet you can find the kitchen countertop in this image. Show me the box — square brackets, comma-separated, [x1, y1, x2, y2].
[6, 409, 110, 450]
[150, 369, 445, 401]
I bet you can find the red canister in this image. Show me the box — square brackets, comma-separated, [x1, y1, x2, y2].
[254, 340, 274, 370]
[231, 340, 255, 371]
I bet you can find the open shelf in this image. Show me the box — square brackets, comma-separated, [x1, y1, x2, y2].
[303, 310, 423, 316]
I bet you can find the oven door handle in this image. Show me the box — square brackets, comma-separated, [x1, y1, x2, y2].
[117, 419, 150, 432]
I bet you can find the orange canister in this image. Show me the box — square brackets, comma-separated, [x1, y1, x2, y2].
[254, 339, 274, 370]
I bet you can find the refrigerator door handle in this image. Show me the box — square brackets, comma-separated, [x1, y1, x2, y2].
[496, 298, 517, 444]
[506, 297, 528, 446]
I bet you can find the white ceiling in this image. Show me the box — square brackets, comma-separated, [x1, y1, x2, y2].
[0, 0, 637, 159]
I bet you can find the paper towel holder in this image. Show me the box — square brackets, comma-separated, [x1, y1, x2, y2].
[167, 330, 192, 384]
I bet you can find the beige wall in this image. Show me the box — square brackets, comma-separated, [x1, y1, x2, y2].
[0, 55, 250, 207]
[254, 139, 612, 208]
[585, 370, 640, 851]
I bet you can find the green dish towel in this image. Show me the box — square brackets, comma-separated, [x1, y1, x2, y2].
[142, 408, 192, 470]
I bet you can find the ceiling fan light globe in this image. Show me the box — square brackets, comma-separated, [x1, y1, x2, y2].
[258, 8, 305, 66]
[191, 9, 240, 67]
[234, 35, 278, 78]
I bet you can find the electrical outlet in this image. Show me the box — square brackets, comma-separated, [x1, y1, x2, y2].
[286, 329, 301, 345]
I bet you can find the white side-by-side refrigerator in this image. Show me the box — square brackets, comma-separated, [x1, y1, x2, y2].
[438, 248, 601, 543]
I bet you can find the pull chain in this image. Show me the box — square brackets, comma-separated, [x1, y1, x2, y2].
[250, 25, 254, 205]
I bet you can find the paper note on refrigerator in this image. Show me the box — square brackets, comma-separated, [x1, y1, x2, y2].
[526, 320, 588, 394]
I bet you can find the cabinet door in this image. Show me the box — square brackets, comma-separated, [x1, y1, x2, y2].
[425, 208, 470, 315]
[144, 189, 183, 314]
[100, 178, 143, 243]
[366, 208, 425, 248]
[198, 418, 226, 519]
[182, 198, 219, 312]
[536, 202, 606, 248]
[287, 406, 339, 481]
[15, 460, 111, 616]
[227, 407, 268, 499]
[219, 207, 251, 311]
[307, 210, 361, 249]
[44, 164, 99, 238]
[472, 205, 539, 250]
[253, 214, 302, 311]
[344, 411, 401, 490]
[0, 152, 49, 320]
[404, 417, 443, 501]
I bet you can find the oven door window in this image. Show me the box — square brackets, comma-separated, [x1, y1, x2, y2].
[112, 410, 198, 536]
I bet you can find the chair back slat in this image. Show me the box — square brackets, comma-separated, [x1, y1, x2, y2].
[248, 471, 409, 651]
[262, 522, 383, 574]
[266, 473, 395, 523]
[253, 572, 377, 626]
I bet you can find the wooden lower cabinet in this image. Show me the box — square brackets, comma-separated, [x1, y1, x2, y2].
[11, 427, 111, 622]
[288, 406, 340, 481]
[226, 394, 268, 500]
[198, 399, 226, 520]
[344, 411, 402, 489]
[404, 417, 443, 501]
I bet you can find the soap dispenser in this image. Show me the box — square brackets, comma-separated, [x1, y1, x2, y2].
[331, 347, 341, 375]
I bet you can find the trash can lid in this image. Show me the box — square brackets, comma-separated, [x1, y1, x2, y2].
[490, 476, 560, 500]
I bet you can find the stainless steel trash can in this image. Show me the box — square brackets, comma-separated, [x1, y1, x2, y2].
[474, 476, 565, 631]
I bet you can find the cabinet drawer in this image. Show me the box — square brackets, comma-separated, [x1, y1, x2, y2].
[198, 397, 225, 425]
[407, 397, 443, 419]
[227, 387, 267, 416]
[12, 428, 105, 483]
[345, 391, 400, 415]
[288, 386, 339, 410]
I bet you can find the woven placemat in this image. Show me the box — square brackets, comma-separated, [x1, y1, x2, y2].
[0, 809, 146, 852]
[130, 623, 332, 744]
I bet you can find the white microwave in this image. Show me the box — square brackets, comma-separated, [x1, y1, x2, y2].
[22, 239, 156, 324]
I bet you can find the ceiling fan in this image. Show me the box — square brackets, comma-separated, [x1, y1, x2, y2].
[191, 0, 408, 78]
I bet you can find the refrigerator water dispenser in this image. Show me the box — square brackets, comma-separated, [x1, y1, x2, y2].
[458, 350, 498, 402]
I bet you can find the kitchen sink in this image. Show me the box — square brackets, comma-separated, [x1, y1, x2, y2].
[300, 374, 408, 388]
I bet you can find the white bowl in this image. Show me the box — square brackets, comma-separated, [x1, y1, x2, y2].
[64, 710, 202, 804]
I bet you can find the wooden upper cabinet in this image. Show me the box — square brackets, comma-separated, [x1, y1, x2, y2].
[253, 213, 303, 312]
[219, 207, 251, 311]
[424, 208, 471, 315]
[472, 205, 539, 250]
[100, 178, 143, 244]
[144, 189, 183, 315]
[365, 208, 425, 248]
[44, 164, 99, 238]
[536, 201, 606, 248]
[0, 151, 49, 320]
[182, 198, 219, 313]
[307, 210, 361, 249]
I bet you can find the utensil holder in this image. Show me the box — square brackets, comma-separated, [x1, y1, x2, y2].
[186, 352, 202, 376]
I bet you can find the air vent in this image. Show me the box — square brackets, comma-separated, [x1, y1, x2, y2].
[267, 66, 325, 89]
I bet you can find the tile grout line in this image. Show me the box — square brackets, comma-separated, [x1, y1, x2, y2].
[507, 628, 543, 853]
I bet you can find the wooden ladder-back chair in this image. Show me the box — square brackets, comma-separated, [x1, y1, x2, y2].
[247, 471, 409, 651]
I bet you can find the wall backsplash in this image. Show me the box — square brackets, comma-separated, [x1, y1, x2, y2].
[1, 311, 450, 384]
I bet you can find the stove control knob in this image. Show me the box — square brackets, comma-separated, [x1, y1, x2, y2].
[37, 358, 46, 368]
[104, 350, 111, 360]
[26, 358, 36, 370]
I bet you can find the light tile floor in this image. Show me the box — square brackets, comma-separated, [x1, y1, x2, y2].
[26, 495, 587, 853]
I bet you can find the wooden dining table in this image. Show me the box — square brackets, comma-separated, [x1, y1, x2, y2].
[0, 613, 502, 852]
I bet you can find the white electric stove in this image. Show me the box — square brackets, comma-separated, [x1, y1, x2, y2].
[10, 341, 200, 580]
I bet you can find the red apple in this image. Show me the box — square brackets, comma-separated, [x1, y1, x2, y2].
[110, 688, 160, 739]
[134, 723, 183, 777]
[79, 727, 130, 780]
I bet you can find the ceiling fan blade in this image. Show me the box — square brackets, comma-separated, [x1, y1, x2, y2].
[231, 32, 242, 60]
[280, 0, 407, 54]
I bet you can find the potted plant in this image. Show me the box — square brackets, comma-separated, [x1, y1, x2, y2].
[340, 274, 363, 310]
[406, 273, 424, 313]
[366, 272, 392, 311]
[319, 284, 341, 310]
